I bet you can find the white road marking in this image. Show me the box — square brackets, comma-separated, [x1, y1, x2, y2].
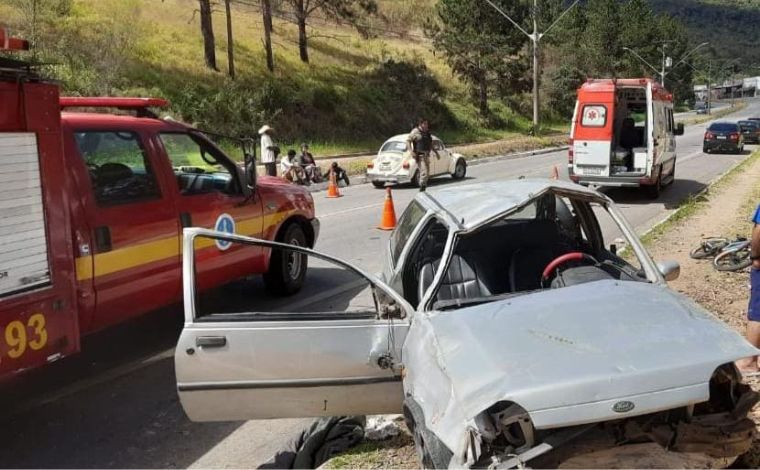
[320, 202, 384, 218]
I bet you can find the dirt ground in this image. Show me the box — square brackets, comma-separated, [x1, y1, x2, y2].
[644, 152, 760, 468]
[324, 152, 760, 469]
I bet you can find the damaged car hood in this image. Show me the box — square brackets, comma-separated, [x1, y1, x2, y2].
[402, 279, 759, 463]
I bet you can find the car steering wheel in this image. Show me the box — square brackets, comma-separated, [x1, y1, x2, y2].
[541, 252, 599, 284]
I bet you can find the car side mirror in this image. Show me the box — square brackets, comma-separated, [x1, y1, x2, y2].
[675, 123, 685, 136]
[657, 260, 680, 281]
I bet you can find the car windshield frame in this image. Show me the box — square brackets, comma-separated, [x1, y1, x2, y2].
[420, 190, 661, 312]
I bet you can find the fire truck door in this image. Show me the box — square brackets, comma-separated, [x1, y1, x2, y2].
[154, 132, 264, 292]
[69, 128, 181, 333]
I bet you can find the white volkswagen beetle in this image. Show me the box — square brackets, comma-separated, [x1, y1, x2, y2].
[366, 134, 467, 188]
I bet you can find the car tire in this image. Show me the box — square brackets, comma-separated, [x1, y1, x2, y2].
[263, 223, 308, 296]
[452, 159, 466, 180]
[644, 166, 662, 199]
[404, 398, 453, 469]
[371, 181, 386, 189]
[703, 146, 709, 154]
[666, 159, 676, 186]
[410, 170, 420, 188]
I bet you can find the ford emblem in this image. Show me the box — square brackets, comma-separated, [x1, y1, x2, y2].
[613, 401, 635, 413]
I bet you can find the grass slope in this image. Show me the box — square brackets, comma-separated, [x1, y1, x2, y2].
[1, 0, 547, 154]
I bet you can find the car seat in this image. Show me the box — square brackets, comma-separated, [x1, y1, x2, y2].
[418, 254, 491, 305]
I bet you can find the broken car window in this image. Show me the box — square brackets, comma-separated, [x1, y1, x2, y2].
[425, 193, 649, 310]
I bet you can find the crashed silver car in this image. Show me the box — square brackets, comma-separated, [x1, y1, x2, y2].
[175, 179, 759, 469]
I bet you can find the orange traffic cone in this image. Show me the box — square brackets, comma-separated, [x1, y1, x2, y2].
[378, 187, 397, 231]
[326, 168, 342, 198]
[550, 164, 559, 180]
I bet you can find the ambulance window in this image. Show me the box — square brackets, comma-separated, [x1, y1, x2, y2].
[160, 133, 237, 196]
[581, 105, 607, 127]
[75, 131, 160, 206]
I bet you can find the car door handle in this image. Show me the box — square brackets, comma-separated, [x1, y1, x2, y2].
[196, 336, 227, 348]
[94, 226, 112, 252]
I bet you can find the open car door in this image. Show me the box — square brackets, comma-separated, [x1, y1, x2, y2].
[175, 228, 412, 421]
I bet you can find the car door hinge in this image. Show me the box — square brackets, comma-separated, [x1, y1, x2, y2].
[377, 353, 400, 371]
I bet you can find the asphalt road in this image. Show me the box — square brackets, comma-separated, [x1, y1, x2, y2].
[0, 99, 758, 469]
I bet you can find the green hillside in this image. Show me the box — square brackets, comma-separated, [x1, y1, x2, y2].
[0, 0, 537, 153]
[651, 0, 760, 74]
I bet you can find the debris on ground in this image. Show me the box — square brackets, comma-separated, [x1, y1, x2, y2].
[364, 415, 404, 441]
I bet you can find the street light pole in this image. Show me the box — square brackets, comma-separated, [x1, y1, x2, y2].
[532, 0, 539, 128]
[707, 59, 712, 115]
[483, 0, 579, 132]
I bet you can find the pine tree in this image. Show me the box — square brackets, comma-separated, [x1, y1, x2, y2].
[283, 0, 378, 64]
[427, 0, 530, 117]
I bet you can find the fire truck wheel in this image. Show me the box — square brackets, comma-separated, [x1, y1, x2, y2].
[264, 223, 308, 296]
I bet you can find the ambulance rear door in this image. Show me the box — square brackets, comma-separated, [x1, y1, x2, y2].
[572, 87, 615, 178]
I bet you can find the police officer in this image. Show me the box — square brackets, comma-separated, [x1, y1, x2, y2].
[406, 118, 439, 191]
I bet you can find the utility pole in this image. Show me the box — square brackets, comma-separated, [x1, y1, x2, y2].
[484, 0, 580, 132]
[661, 43, 667, 88]
[707, 59, 711, 115]
[532, 0, 539, 129]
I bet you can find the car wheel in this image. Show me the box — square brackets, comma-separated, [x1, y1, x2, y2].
[666, 159, 676, 186]
[371, 181, 386, 189]
[452, 159, 467, 180]
[703, 146, 709, 154]
[404, 399, 453, 469]
[410, 170, 420, 188]
[263, 223, 308, 296]
[644, 167, 662, 199]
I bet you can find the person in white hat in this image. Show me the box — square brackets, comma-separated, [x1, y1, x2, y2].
[259, 125, 279, 177]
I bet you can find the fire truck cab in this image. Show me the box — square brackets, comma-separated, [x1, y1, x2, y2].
[0, 30, 318, 379]
[568, 78, 684, 198]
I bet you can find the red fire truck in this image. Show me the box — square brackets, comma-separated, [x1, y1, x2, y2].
[0, 29, 319, 380]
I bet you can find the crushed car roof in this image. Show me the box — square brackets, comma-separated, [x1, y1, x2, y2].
[422, 179, 608, 231]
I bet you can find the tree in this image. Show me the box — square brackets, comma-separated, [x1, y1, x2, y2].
[618, 0, 658, 77]
[427, 0, 529, 117]
[8, 0, 72, 56]
[282, 0, 378, 63]
[581, 0, 621, 76]
[224, 0, 235, 78]
[262, 0, 275, 72]
[199, 0, 218, 70]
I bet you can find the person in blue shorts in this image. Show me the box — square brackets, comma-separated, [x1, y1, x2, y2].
[738, 204, 760, 374]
